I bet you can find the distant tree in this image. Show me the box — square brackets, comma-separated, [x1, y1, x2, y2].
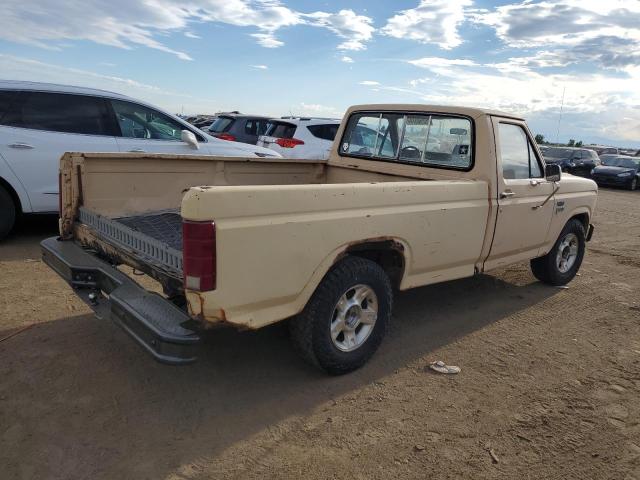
[568, 139, 575, 147]
[535, 134, 545, 144]
[575, 140, 583, 147]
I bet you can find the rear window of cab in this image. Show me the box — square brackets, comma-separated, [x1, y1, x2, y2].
[340, 112, 474, 171]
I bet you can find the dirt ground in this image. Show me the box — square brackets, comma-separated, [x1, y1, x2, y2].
[1, 188, 639, 480]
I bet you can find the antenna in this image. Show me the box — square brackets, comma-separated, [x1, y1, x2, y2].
[556, 87, 565, 144]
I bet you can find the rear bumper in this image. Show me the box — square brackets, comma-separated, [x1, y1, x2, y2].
[41, 237, 200, 365]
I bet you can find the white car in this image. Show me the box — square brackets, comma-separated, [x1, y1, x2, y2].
[0, 80, 279, 239]
[257, 117, 342, 160]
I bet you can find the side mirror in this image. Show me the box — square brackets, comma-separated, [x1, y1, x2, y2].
[545, 163, 561, 182]
[181, 130, 199, 150]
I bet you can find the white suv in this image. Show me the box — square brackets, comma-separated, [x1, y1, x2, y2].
[257, 117, 342, 160]
[0, 80, 279, 239]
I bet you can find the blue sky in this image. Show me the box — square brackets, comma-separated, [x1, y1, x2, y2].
[1, 0, 640, 147]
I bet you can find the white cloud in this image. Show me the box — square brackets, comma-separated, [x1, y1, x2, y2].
[382, 0, 472, 49]
[250, 64, 268, 70]
[473, 0, 640, 71]
[305, 10, 375, 51]
[298, 103, 342, 117]
[403, 57, 640, 142]
[0, 1, 374, 59]
[359, 80, 380, 86]
[341, 56, 354, 63]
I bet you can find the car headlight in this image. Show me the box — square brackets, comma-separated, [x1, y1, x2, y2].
[617, 172, 633, 177]
[590, 169, 595, 175]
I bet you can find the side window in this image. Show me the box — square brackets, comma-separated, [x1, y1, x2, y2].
[1, 92, 116, 135]
[0, 91, 19, 123]
[498, 123, 543, 179]
[111, 100, 199, 141]
[307, 124, 339, 141]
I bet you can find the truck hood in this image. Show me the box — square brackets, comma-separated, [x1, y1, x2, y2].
[557, 173, 598, 193]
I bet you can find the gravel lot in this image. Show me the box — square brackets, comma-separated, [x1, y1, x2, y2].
[1, 188, 639, 480]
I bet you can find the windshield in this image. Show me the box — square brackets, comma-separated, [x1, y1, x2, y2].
[544, 147, 574, 158]
[601, 157, 640, 168]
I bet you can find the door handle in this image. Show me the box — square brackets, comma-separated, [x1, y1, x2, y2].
[500, 191, 516, 199]
[8, 142, 34, 149]
[530, 179, 540, 186]
[128, 149, 145, 153]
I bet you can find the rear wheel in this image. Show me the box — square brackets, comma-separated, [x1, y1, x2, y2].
[0, 186, 16, 240]
[530, 219, 585, 286]
[289, 256, 392, 375]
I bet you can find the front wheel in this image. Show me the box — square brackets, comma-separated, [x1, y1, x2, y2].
[629, 177, 638, 191]
[289, 256, 393, 375]
[530, 219, 586, 286]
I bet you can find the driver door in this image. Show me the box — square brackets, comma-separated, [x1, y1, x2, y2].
[485, 119, 555, 270]
[110, 99, 200, 154]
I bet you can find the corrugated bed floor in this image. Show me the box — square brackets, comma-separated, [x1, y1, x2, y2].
[115, 210, 183, 251]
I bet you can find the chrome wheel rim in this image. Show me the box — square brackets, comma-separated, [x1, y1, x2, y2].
[330, 284, 378, 352]
[556, 233, 579, 273]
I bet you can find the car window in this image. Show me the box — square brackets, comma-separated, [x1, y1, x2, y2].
[0, 91, 19, 121]
[307, 124, 339, 141]
[341, 112, 473, 169]
[209, 117, 234, 133]
[245, 119, 269, 136]
[267, 122, 297, 139]
[498, 123, 543, 179]
[111, 100, 195, 141]
[1, 91, 116, 136]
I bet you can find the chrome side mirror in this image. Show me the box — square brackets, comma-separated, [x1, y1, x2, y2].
[181, 130, 199, 150]
[545, 163, 561, 182]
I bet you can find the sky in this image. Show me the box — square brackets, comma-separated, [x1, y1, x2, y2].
[1, 0, 640, 148]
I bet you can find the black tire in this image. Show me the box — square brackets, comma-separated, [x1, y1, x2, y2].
[289, 256, 393, 375]
[530, 219, 585, 286]
[629, 177, 638, 191]
[0, 186, 16, 240]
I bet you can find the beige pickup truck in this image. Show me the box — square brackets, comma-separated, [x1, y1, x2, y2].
[42, 104, 597, 374]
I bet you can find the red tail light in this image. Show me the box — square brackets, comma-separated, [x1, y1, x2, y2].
[217, 133, 236, 142]
[276, 138, 304, 148]
[182, 220, 216, 291]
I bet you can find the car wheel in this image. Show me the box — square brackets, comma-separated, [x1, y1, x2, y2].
[0, 186, 17, 240]
[530, 219, 586, 286]
[629, 177, 638, 191]
[289, 256, 392, 375]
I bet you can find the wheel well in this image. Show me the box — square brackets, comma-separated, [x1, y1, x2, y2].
[342, 240, 405, 288]
[571, 213, 589, 232]
[0, 177, 22, 215]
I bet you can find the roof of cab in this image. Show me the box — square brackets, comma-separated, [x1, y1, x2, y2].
[0, 79, 132, 101]
[346, 104, 524, 121]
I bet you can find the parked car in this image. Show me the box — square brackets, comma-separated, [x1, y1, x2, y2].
[207, 114, 270, 145]
[591, 155, 640, 190]
[589, 146, 619, 156]
[257, 117, 342, 159]
[542, 147, 600, 177]
[0, 80, 279, 239]
[43, 104, 597, 374]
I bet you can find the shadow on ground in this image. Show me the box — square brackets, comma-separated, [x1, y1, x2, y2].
[0, 271, 557, 479]
[0, 214, 59, 260]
